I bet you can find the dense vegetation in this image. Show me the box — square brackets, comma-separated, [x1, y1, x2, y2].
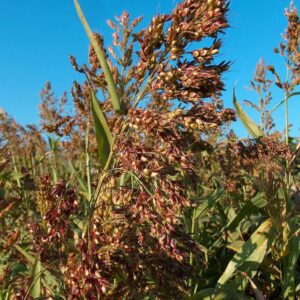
[1, 0, 300, 299]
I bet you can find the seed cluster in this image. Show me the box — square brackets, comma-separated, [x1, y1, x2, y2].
[218, 133, 291, 192]
[133, 0, 230, 107]
[1, 0, 299, 298]
[30, 177, 78, 258]
[274, 4, 300, 88]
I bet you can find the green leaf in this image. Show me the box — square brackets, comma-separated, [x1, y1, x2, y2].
[9, 171, 24, 182]
[119, 171, 133, 187]
[30, 257, 41, 298]
[194, 188, 224, 220]
[282, 219, 300, 300]
[226, 241, 245, 252]
[269, 92, 300, 116]
[14, 246, 59, 295]
[74, 0, 122, 113]
[90, 92, 113, 168]
[218, 218, 273, 286]
[190, 287, 250, 300]
[14, 245, 35, 264]
[48, 136, 60, 152]
[233, 88, 264, 138]
[69, 160, 89, 198]
[9, 263, 27, 278]
[0, 285, 12, 300]
[225, 193, 267, 232]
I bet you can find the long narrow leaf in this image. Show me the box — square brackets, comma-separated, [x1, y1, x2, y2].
[233, 88, 264, 138]
[74, 0, 122, 113]
[14, 246, 59, 292]
[225, 193, 267, 231]
[218, 219, 273, 286]
[194, 188, 224, 220]
[69, 160, 89, 198]
[191, 287, 250, 300]
[268, 92, 300, 116]
[90, 92, 113, 167]
[282, 222, 300, 299]
[30, 257, 41, 298]
[14, 245, 35, 264]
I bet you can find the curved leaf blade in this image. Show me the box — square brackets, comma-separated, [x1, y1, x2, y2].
[194, 188, 224, 220]
[91, 92, 113, 168]
[74, 0, 122, 113]
[269, 92, 300, 115]
[282, 221, 300, 299]
[225, 193, 267, 232]
[218, 219, 273, 286]
[233, 89, 264, 138]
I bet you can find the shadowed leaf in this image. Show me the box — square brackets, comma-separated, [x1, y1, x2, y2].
[90, 92, 113, 168]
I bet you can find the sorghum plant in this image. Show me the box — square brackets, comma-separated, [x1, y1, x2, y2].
[61, 0, 235, 298]
[1, 1, 300, 299]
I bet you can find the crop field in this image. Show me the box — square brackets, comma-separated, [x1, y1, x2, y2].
[0, 0, 300, 299]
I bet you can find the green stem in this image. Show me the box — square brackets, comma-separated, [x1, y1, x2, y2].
[85, 118, 92, 201]
[30, 155, 36, 179]
[51, 147, 58, 184]
[189, 208, 196, 288]
[285, 93, 289, 146]
[11, 152, 21, 188]
[284, 92, 291, 187]
[258, 89, 263, 131]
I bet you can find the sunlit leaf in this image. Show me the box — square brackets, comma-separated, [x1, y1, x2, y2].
[233, 88, 264, 138]
[30, 257, 41, 298]
[269, 92, 300, 115]
[74, 0, 122, 113]
[218, 219, 273, 286]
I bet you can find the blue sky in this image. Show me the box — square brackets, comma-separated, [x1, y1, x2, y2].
[0, 0, 298, 136]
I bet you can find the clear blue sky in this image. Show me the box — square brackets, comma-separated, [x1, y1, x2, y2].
[0, 0, 298, 136]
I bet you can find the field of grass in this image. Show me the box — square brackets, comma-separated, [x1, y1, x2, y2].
[1, 0, 300, 299]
